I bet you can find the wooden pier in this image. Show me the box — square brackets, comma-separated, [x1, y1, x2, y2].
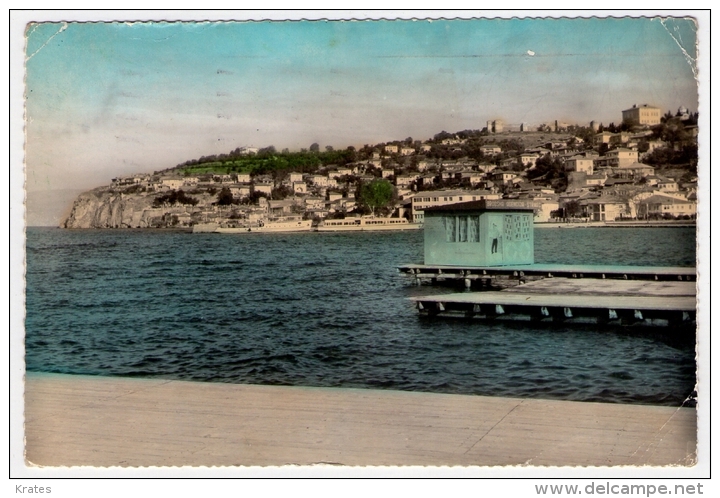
[399, 263, 696, 285]
[412, 280, 695, 326]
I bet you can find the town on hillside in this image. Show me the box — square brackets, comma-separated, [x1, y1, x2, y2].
[102, 104, 698, 229]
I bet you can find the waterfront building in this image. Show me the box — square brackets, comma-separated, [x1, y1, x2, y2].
[423, 199, 535, 266]
[637, 194, 697, 219]
[580, 198, 630, 221]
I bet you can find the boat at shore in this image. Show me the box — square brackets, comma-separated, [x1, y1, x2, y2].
[193, 219, 313, 233]
[316, 216, 422, 232]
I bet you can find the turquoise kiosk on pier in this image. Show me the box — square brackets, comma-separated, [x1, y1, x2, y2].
[423, 199, 536, 267]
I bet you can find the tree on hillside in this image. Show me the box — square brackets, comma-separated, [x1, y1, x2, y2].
[310, 143, 320, 153]
[358, 178, 395, 216]
[433, 131, 454, 142]
[259, 145, 277, 155]
[271, 185, 293, 200]
[528, 153, 564, 182]
[153, 189, 199, 208]
[216, 187, 236, 206]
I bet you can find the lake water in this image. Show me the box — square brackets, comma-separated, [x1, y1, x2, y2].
[24, 226, 697, 406]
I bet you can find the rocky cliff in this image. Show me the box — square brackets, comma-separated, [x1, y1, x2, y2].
[61, 189, 162, 228]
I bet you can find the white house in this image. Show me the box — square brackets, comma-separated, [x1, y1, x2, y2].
[520, 153, 540, 167]
[304, 196, 325, 210]
[638, 195, 696, 218]
[565, 157, 594, 175]
[327, 191, 343, 202]
[384, 144, 399, 154]
[253, 182, 273, 195]
[395, 174, 419, 187]
[161, 178, 185, 190]
[307, 175, 329, 187]
[480, 144, 502, 156]
[229, 185, 251, 198]
[490, 170, 518, 184]
[213, 174, 233, 183]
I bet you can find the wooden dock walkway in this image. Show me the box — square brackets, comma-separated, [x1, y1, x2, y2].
[411, 279, 696, 325]
[24, 373, 696, 468]
[399, 263, 696, 283]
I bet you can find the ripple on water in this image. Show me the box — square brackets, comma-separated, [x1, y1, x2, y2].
[24, 227, 697, 406]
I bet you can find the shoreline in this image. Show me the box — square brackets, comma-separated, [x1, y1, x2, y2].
[535, 221, 696, 229]
[23, 372, 696, 468]
[29, 221, 697, 231]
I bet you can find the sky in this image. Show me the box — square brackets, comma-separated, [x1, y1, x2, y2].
[19, 13, 701, 222]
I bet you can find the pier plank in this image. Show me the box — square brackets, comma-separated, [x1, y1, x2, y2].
[24, 373, 695, 468]
[503, 279, 696, 297]
[400, 263, 696, 278]
[413, 291, 696, 311]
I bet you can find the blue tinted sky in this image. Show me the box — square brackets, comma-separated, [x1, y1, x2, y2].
[25, 17, 698, 193]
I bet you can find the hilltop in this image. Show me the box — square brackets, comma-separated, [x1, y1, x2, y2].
[62, 117, 698, 229]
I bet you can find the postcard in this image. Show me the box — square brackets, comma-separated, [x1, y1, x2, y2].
[11, 10, 709, 487]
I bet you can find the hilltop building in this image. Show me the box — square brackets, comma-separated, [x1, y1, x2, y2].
[622, 104, 661, 126]
[486, 120, 504, 134]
